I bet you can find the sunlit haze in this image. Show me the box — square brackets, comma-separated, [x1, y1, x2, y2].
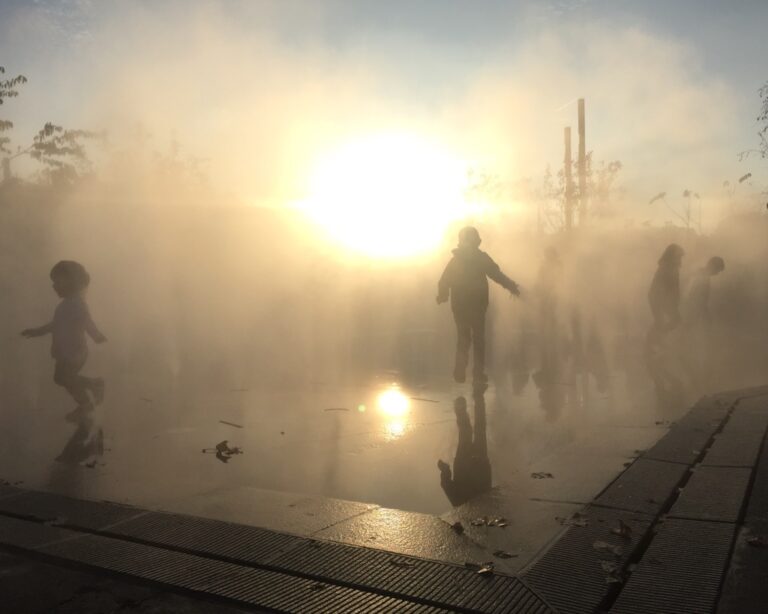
[296, 133, 478, 258]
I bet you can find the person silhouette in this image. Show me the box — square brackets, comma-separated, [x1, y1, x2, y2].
[437, 227, 520, 385]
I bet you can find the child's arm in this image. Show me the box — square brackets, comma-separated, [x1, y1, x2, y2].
[485, 255, 521, 297]
[436, 258, 454, 304]
[83, 306, 107, 343]
[20, 323, 53, 338]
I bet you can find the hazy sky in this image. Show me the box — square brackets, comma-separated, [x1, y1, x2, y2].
[1, 0, 766, 213]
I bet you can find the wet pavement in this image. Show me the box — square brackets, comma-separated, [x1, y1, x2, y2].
[1, 380, 767, 612]
[1, 369, 677, 573]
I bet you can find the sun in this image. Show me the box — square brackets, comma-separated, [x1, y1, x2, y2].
[295, 133, 476, 259]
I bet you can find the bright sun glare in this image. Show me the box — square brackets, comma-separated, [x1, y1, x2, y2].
[296, 133, 477, 259]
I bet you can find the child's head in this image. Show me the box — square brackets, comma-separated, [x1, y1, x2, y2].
[706, 256, 725, 276]
[50, 260, 90, 298]
[458, 226, 481, 249]
[658, 243, 684, 268]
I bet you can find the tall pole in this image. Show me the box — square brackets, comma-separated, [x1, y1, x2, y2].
[564, 126, 573, 231]
[577, 98, 587, 226]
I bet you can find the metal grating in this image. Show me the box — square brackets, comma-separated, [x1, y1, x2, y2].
[716, 520, 768, 614]
[594, 459, 688, 515]
[0, 484, 23, 500]
[107, 511, 304, 566]
[523, 507, 652, 614]
[668, 466, 751, 522]
[0, 490, 142, 530]
[272, 539, 554, 614]
[642, 426, 713, 465]
[610, 518, 736, 614]
[733, 394, 768, 412]
[745, 430, 768, 523]
[41, 533, 450, 613]
[0, 514, 82, 549]
[702, 411, 768, 468]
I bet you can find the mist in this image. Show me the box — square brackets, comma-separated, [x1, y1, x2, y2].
[1, 1, 767, 516]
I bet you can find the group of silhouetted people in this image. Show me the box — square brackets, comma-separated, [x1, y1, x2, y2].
[646, 243, 725, 410]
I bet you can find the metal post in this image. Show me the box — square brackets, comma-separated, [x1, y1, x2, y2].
[564, 126, 573, 231]
[577, 98, 587, 226]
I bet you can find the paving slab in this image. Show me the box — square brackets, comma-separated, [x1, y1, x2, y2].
[314, 506, 490, 565]
[669, 466, 751, 522]
[443, 488, 582, 575]
[163, 486, 379, 537]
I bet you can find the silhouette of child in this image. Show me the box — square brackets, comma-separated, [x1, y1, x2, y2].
[437, 226, 520, 384]
[21, 261, 106, 421]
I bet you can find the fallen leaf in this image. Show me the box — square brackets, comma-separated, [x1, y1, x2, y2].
[593, 541, 623, 557]
[747, 535, 767, 548]
[493, 550, 519, 559]
[611, 519, 633, 539]
[531, 472, 555, 479]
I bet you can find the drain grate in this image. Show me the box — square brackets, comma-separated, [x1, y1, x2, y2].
[593, 459, 688, 515]
[0, 514, 81, 549]
[716, 521, 768, 613]
[272, 539, 552, 614]
[107, 511, 304, 566]
[41, 533, 450, 613]
[0, 490, 142, 530]
[523, 506, 652, 614]
[610, 518, 736, 614]
[668, 466, 751, 523]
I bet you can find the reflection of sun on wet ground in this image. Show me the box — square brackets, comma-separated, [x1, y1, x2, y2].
[376, 384, 410, 441]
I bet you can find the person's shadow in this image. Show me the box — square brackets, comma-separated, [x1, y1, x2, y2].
[437, 388, 492, 507]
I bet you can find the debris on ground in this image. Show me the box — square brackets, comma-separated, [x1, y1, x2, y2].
[623, 462, 632, 468]
[746, 535, 767, 548]
[531, 472, 554, 479]
[410, 397, 440, 403]
[601, 560, 625, 584]
[140, 397, 153, 403]
[219, 420, 243, 428]
[389, 559, 416, 569]
[593, 540, 623, 557]
[634, 449, 645, 455]
[556, 511, 589, 527]
[202, 440, 244, 463]
[323, 407, 350, 412]
[451, 521, 464, 534]
[465, 561, 495, 576]
[469, 516, 508, 528]
[280, 431, 285, 435]
[654, 420, 674, 426]
[0, 479, 23, 486]
[493, 550, 519, 559]
[611, 519, 633, 539]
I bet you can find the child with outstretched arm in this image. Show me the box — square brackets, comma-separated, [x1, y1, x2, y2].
[22, 260, 106, 422]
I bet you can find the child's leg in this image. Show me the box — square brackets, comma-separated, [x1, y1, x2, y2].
[54, 360, 92, 407]
[453, 311, 471, 382]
